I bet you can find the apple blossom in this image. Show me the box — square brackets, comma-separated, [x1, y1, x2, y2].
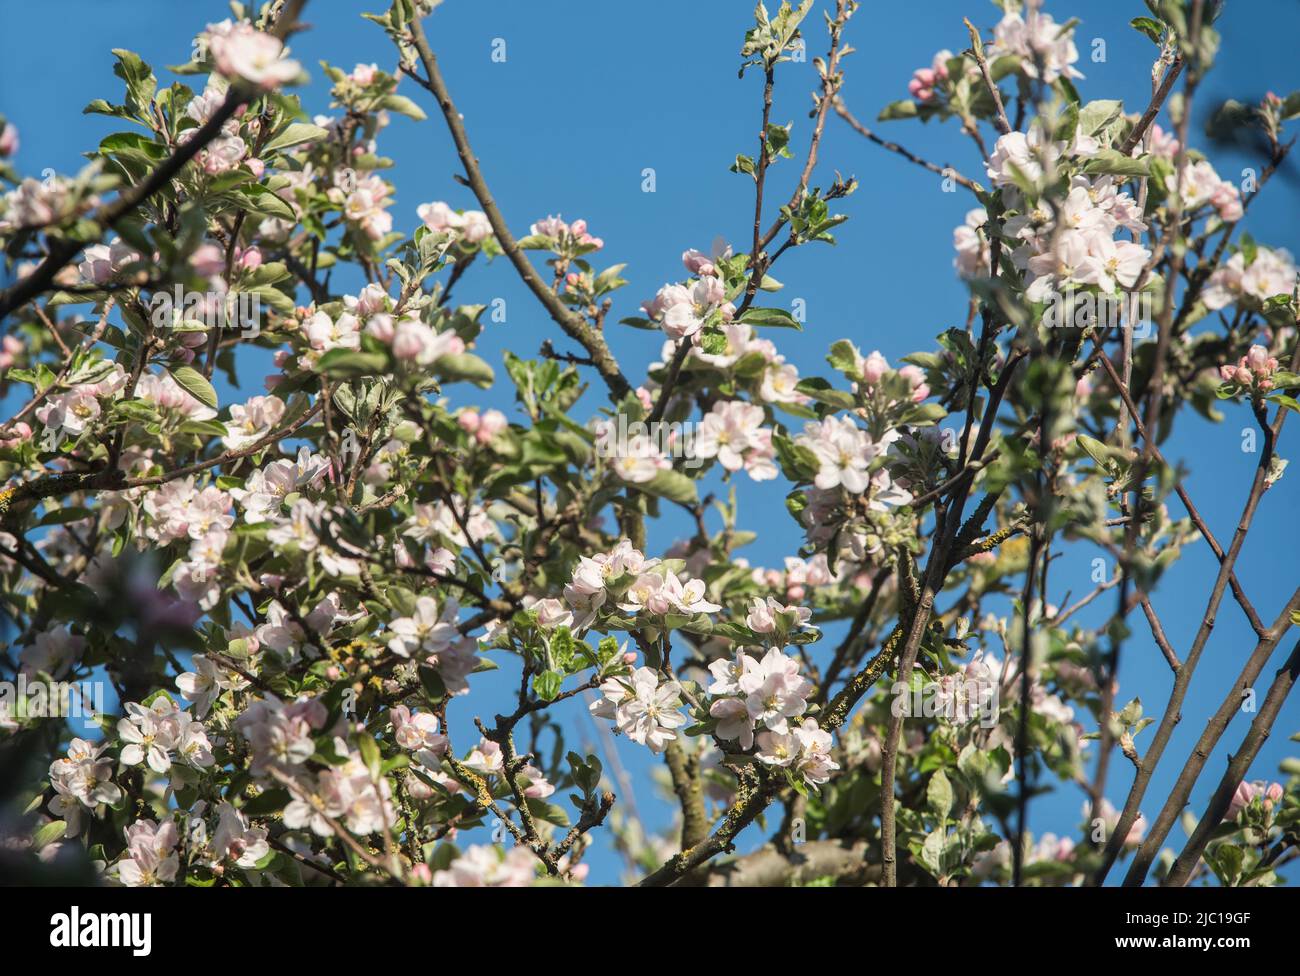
[3, 0, 1298, 896]
[208, 22, 301, 90]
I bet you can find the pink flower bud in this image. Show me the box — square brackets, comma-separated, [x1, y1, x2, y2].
[391, 325, 425, 360]
[458, 409, 481, 433]
[190, 243, 226, 277]
[477, 409, 507, 442]
[0, 335, 21, 369]
[862, 350, 888, 386]
[0, 421, 32, 448]
[682, 249, 718, 276]
[0, 122, 18, 157]
[899, 365, 930, 402]
[365, 313, 395, 343]
[694, 275, 725, 306]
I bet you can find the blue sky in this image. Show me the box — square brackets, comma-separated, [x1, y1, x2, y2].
[2, 0, 1298, 884]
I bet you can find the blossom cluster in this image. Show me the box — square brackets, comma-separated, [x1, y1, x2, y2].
[1203, 246, 1296, 311]
[1219, 344, 1281, 395]
[795, 414, 907, 504]
[590, 666, 687, 754]
[692, 400, 777, 480]
[642, 247, 738, 341]
[562, 539, 720, 632]
[384, 595, 479, 695]
[3, 0, 1298, 892]
[987, 138, 1154, 302]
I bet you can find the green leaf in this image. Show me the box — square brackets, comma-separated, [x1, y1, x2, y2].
[167, 365, 218, 410]
[317, 349, 389, 378]
[878, 99, 919, 121]
[618, 316, 659, 330]
[357, 732, 382, 779]
[639, 469, 698, 505]
[380, 94, 427, 121]
[433, 352, 494, 387]
[898, 402, 947, 427]
[827, 339, 859, 373]
[242, 788, 290, 816]
[730, 154, 756, 178]
[958, 742, 989, 781]
[37, 507, 94, 527]
[1081, 149, 1150, 178]
[263, 122, 330, 154]
[525, 798, 571, 827]
[795, 377, 856, 411]
[1075, 433, 1112, 468]
[229, 184, 297, 222]
[532, 670, 563, 701]
[1077, 99, 1124, 137]
[99, 131, 166, 157]
[919, 828, 945, 875]
[927, 769, 954, 820]
[112, 49, 156, 117]
[1131, 17, 1164, 44]
[32, 820, 67, 851]
[178, 419, 229, 438]
[773, 432, 820, 481]
[739, 307, 802, 330]
[418, 664, 446, 704]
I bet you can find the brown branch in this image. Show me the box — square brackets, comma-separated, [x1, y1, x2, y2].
[833, 97, 977, 190]
[1123, 586, 1300, 884]
[1091, 340, 1265, 637]
[1164, 637, 1300, 886]
[1118, 56, 1185, 155]
[664, 740, 710, 851]
[1092, 347, 1294, 885]
[963, 18, 1012, 135]
[678, 838, 878, 887]
[404, 16, 630, 401]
